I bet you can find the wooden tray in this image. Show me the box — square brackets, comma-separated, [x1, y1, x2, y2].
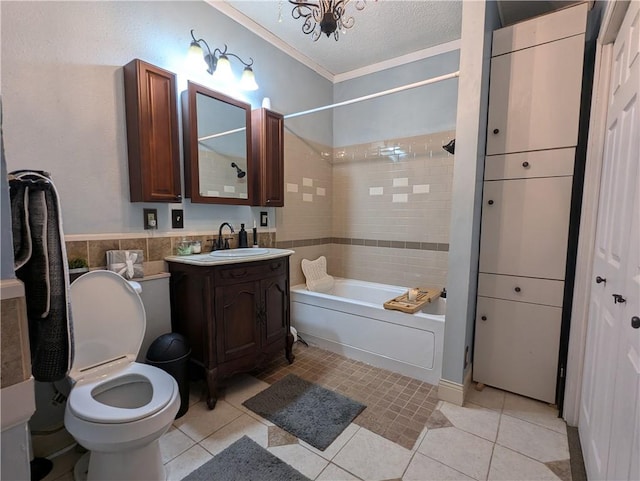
[383, 288, 441, 314]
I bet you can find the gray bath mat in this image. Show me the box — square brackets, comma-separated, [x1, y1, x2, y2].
[242, 373, 366, 450]
[182, 436, 310, 481]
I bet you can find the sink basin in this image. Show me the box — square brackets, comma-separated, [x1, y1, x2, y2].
[209, 248, 270, 258]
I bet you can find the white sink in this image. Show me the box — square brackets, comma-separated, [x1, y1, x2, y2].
[209, 248, 270, 258]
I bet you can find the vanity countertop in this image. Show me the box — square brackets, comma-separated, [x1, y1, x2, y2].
[164, 248, 294, 266]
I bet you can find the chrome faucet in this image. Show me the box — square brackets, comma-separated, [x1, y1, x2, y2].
[216, 222, 235, 250]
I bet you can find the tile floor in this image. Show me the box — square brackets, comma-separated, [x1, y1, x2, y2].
[43, 344, 572, 481]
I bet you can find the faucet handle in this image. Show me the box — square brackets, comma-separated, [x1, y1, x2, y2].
[224, 238, 230, 249]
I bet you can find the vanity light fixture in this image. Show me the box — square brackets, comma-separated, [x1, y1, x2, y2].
[187, 29, 259, 90]
[289, 0, 371, 41]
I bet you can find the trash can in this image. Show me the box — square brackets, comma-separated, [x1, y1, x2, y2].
[146, 333, 191, 419]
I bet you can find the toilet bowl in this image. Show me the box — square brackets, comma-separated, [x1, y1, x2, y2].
[64, 270, 180, 481]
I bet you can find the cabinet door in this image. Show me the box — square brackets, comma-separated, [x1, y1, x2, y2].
[261, 274, 288, 348]
[124, 59, 181, 202]
[252, 108, 284, 207]
[479, 176, 573, 279]
[474, 296, 562, 403]
[486, 34, 585, 155]
[214, 280, 261, 363]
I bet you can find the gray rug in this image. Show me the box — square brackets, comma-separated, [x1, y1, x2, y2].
[243, 373, 366, 451]
[182, 436, 310, 481]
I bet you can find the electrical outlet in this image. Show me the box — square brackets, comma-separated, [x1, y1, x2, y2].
[260, 211, 268, 227]
[171, 209, 184, 229]
[143, 208, 158, 230]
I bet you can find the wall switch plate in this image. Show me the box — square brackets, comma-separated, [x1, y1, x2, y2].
[171, 209, 184, 229]
[143, 208, 158, 230]
[260, 211, 268, 227]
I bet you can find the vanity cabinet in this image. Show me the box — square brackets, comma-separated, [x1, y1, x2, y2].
[474, 3, 589, 404]
[252, 108, 284, 207]
[123, 59, 182, 203]
[167, 256, 294, 409]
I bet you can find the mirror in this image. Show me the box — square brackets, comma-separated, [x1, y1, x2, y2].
[182, 81, 253, 204]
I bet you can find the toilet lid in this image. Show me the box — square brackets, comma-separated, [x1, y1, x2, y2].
[69, 270, 146, 380]
[68, 363, 177, 423]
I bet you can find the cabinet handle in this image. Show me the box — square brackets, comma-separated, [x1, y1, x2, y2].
[481, 316, 487, 321]
[493, 128, 500, 134]
[487, 200, 494, 205]
[175, 194, 182, 201]
[632, 316, 640, 329]
[270, 262, 282, 271]
[522, 161, 530, 168]
[596, 276, 606, 284]
[613, 294, 626, 304]
[229, 270, 248, 279]
[514, 287, 521, 293]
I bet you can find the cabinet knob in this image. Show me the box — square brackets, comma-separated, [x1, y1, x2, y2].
[493, 128, 500, 134]
[488, 200, 494, 205]
[632, 316, 640, 329]
[481, 316, 487, 321]
[613, 294, 626, 304]
[514, 286, 521, 293]
[596, 276, 606, 284]
[522, 161, 530, 168]
[175, 194, 182, 201]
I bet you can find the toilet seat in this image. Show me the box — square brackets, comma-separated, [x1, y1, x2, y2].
[67, 363, 177, 424]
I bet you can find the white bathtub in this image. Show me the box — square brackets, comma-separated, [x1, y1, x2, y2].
[291, 278, 445, 385]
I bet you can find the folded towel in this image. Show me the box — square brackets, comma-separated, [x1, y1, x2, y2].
[301, 256, 335, 293]
[106, 250, 144, 279]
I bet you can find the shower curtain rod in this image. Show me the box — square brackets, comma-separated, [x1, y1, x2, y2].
[283, 70, 460, 120]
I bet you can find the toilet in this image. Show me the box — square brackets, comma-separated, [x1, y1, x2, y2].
[64, 270, 180, 481]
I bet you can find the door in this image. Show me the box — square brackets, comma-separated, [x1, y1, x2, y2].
[579, 2, 640, 479]
[261, 275, 288, 348]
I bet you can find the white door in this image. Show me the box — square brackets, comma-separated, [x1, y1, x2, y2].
[579, 2, 640, 479]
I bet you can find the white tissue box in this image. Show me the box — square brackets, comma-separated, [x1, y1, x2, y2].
[106, 250, 144, 280]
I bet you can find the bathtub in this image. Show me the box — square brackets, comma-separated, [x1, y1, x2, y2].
[291, 278, 445, 385]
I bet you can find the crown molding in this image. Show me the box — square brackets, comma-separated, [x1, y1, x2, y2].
[208, 2, 461, 84]
[334, 39, 461, 83]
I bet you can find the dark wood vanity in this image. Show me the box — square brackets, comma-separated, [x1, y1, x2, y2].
[166, 251, 294, 409]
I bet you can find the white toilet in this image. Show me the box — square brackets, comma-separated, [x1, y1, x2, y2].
[64, 270, 180, 481]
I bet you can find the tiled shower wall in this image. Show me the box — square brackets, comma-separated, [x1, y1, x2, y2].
[277, 130, 455, 289]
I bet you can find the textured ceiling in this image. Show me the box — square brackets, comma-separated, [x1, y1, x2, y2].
[219, 1, 463, 77]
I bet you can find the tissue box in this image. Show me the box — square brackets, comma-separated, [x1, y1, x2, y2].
[106, 250, 144, 280]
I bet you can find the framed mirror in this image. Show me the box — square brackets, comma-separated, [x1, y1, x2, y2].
[182, 81, 253, 204]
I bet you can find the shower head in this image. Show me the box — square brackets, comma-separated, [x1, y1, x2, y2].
[443, 139, 455, 155]
[231, 162, 246, 179]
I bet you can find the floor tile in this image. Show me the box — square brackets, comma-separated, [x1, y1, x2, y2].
[268, 425, 298, 447]
[199, 413, 268, 455]
[299, 423, 360, 461]
[465, 385, 506, 412]
[268, 443, 329, 479]
[173, 399, 244, 442]
[164, 444, 212, 481]
[316, 463, 362, 480]
[159, 426, 196, 463]
[488, 445, 561, 481]
[403, 452, 475, 481]
[332, 428, 413, 481]
[440, 402, 501, 442]
[497, 415, 569, 463]
[42, 446, 85, 481]
[417, 426, 494, 480]
[502, 393, 567, 434]
[220, 373, 270, 408]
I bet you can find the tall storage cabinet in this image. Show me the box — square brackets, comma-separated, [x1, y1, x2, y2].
[252, 108, 285, 207]
[474, 3, 589, 403]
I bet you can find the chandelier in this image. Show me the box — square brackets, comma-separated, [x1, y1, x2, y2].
[288, 0, 369, 41]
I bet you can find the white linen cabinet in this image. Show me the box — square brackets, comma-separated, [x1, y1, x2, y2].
[474, 3, 589, 403]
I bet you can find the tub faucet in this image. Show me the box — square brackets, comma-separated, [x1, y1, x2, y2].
[216, 222, 235, 250]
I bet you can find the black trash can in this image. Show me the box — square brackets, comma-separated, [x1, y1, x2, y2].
[146, 333, 191, 419]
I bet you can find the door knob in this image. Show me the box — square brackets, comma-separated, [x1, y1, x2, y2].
[596, 276, 606, 284]
[481, 316, 487, 321]
[612, 294, 626, 304]
[493, 128, 500, 134]
[488, 200, 494, 205]
[632, 316, 640, 329]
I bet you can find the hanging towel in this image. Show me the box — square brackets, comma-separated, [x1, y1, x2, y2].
[9, 170, 74, 382]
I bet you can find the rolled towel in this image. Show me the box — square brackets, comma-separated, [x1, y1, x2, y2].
[301, 256, 335, 293]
